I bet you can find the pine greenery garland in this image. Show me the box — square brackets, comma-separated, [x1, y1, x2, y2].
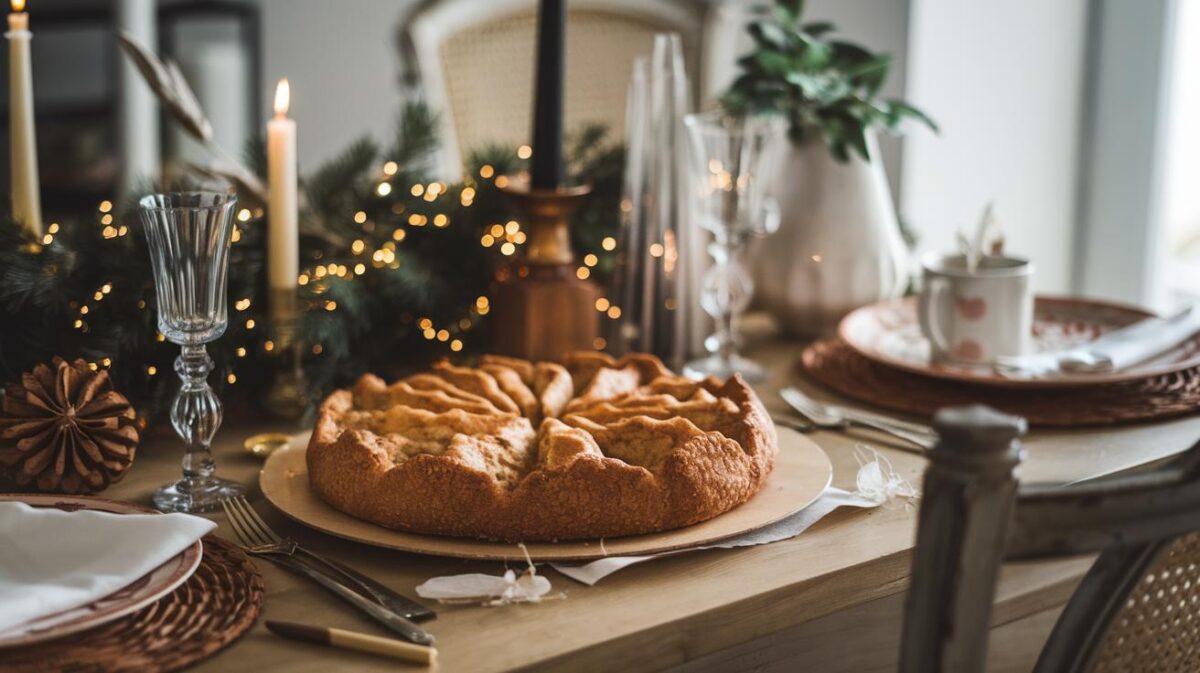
[0, 102, 623, 424]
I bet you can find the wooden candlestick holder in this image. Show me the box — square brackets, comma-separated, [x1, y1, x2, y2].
[489, 182, 600, 361]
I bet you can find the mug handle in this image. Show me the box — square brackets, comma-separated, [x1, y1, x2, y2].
[918, 277, 953, 356]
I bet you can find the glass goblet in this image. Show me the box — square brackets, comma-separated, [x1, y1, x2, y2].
[138, 192, 245, 512]
[682, 111, 787, 383]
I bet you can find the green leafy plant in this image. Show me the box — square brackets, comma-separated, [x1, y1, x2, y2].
[722, 0, 937, 161]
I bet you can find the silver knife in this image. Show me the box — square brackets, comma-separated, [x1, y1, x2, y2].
[262, 553, 435, 645]
[293, 549, 435, 621]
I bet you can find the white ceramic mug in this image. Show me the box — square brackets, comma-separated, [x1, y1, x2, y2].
[918, 253, 1034, 364]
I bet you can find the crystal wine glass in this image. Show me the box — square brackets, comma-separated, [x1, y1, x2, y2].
[138, 192, 245, 512]
[682, 111, 787, 383]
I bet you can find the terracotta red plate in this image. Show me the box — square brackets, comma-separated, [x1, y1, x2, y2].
[0, 494, 204, 649]
[839, 295, 1200, 388]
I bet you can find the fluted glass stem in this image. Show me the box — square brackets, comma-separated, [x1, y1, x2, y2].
[702, 235, 752, 371]
[172, 344, 221, 489]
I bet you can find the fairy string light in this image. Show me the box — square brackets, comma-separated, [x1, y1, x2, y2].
[0, 104, 623, 425]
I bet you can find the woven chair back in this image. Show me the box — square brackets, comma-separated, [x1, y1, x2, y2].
[439, 8, 696, 159]
[1089, 532, 1200, 673]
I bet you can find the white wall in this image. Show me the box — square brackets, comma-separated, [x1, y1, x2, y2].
[900, 0, 1089, 293]
[1075, 0, 1176, 307]
[258, 0, 418, 172]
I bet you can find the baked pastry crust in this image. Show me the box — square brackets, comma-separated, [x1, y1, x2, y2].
[307, 352, 778, 541]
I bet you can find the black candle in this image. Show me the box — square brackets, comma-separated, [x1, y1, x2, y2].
[530, 0, 565, 190]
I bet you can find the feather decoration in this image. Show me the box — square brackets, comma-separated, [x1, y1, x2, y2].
[187, 162, 269, 211]
[414, 544, 557, 606]
[117, 32, 213, 142]
[119, 32, 268, 208]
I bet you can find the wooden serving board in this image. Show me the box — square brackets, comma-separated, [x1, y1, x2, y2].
[259, 427, 832, 562]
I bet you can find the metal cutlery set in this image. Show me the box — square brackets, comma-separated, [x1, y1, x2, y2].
[777, 387, 936, 453]
[220, 497, 436, 646]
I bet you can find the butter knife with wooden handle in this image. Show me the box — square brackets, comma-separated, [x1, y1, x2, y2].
[266, 620, 437, 665]
[256, 553, 435, 645]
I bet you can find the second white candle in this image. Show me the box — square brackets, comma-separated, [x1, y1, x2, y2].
[267, 77, 298, 292]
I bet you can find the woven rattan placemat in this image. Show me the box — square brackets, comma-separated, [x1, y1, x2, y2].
[1, 535, 263, 673]
[800, 339, 1200, 427]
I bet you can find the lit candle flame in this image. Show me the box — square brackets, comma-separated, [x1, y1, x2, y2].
[11, 0, 25, 12]
[273, 78, 290, 117]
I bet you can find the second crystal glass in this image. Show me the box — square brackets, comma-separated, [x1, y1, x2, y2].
[682, 111, 787, 382]
[139, 191, 245, 512]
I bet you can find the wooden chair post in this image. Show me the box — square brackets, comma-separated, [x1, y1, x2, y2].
[900, 405, 1027, 673]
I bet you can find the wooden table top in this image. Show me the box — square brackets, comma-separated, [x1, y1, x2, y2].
[99, 336, 1200, 672]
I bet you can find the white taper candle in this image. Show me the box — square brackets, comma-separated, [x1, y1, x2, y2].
[116, 0, 160, 202]
[267, 78, 298, 292]
[7, 0, 41, 237]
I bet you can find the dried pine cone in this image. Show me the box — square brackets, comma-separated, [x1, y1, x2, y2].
[0, 358, 139, 494]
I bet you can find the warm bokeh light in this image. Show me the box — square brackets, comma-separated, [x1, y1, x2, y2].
[11, 0, 25, 13]
[274, 78, 291, 116]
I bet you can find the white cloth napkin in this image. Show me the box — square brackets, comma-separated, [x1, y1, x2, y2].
[0, 501, 215, 633]
[997, 305, 1200, 378]
[550, 488, 878, 585]
[551, 449, 918, 585]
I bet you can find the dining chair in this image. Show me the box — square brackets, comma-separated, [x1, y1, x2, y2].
[398, 0, 743, 179]
[900, 404, 1200, 673]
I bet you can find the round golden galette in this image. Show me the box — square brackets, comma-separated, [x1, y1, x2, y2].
[307, 352, 777, 542]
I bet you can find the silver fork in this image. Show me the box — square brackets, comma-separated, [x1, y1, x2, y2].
[780, 387, 935, 453]
[222, 498, 435, 645]
[220, 496, 433, 620]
